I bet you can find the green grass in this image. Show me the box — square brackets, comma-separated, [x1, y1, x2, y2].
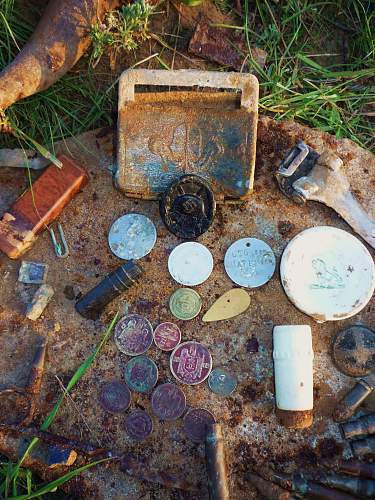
[90, 0, 155, 67]
[0, 313, 118, 499]
[1, 0, 374, 151]
[241, 0, 375, 150]
[0, 0, 116, 150]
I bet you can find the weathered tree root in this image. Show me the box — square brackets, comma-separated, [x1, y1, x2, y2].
[0, 0, 121, 111]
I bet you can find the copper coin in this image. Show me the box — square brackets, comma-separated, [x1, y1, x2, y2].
[154, 322, 181, 351]
[183, 408, 216, 443]
[98, 380, 131, 413]
[170, 341, 212, 385]
[114, 314, 153, 356]
[124, 409, 153, 440]
[124, 356, 158, 393]
[151, 383, 186, 420]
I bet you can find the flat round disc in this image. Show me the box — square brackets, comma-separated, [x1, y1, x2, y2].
[170, 341, 212, 385]
[98, 380, 131, 413]
[160, 174, 216, 239]
[169, 288, 202, 321]
[224, 238, 276, 288]
[168, 242, 213, 286]
[108, 213, 157, 260]
[114, 314, 153, 356]
[124, 410, 153, 441]
[208, 368, 237, 396]
[183, 408, 216, 443]
[124, 356, 158, 393]
[333, 325, 375, 377]
[280, 226, 375, 322]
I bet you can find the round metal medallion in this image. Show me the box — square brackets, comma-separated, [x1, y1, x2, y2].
[160, 174, 216, 239]
[124, 409, 153, 441]
[208, 368, 237, 396]
[183, 408, 216, 443]
[224, 238, 276, 288]
[153, 322, 181, 351]
[114, 314, 153, 356]
[333, 325, 375, 377]
[151, 383, 186, 420]
[124, 356, 158, 393]
[280, 226, 375, 322]
[170, 341, 212, 385]
[168, 242, 213, 286]
[98, 380, 131, 413]
[108, 213, 157, 260]
[169, 288, 202, 321]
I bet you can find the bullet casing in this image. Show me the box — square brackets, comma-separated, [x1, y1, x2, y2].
[75, 261, 143, 319]
[309, 471, 375, 498]
[351, 436, 375, 459]
[333, 380, 374, 423]
[205, 423, 230, 500]
[341, 413, 375, 440]
[246, 472, 293, 500]
[335, 459, 375, 480]
[292, 475, 357, 500]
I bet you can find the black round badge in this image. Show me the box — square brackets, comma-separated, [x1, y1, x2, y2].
[160, 175, 216, 239]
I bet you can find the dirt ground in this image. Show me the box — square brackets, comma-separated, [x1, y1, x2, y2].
[0, 113, 374, 499]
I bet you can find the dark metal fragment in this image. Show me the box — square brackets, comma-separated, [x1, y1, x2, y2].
[188, 22, 267, 72]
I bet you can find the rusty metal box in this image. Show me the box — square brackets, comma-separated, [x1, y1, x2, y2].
[116, 69, 259, 203]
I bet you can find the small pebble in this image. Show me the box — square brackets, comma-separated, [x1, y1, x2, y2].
[26, 284, 54, 321]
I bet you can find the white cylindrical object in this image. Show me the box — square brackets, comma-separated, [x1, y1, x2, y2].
[273, 325, 314, 411]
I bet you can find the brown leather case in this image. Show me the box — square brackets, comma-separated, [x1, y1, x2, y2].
[0, 155, 88, 259]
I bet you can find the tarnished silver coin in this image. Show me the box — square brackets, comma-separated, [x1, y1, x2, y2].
[208, 368, 237, 396]
[169, 288, 202, 321]
[108, 213, 157, 260]
[183, 408, 216, 443]
[170, 341, 212, 385]
[168, 242, 213, 286]
[98, 380, 131, 413]
[124, 409, 153, 440]
[224, 237, 276, 288]
[151, 383, 186, 420]
[124, 356, 158, 393]
[153, 322, 181, 351]
[114, 314, 153, 356]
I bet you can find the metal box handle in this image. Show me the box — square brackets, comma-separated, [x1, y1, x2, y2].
[118, 69, 258, 111]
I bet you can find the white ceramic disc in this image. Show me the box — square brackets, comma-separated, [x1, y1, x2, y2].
[224, 238, 276, 288]
[168, 242, 213, 286]
[280, 226, 375, 322]
[108, 213, 157, 260]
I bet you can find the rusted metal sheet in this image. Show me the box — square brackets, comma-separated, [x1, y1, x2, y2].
[116, 70, 259, 202]
[189, 22, 267, 72]
[0, 116, 374, 499]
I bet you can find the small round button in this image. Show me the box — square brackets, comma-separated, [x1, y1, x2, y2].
[160, 174, 216, 239]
